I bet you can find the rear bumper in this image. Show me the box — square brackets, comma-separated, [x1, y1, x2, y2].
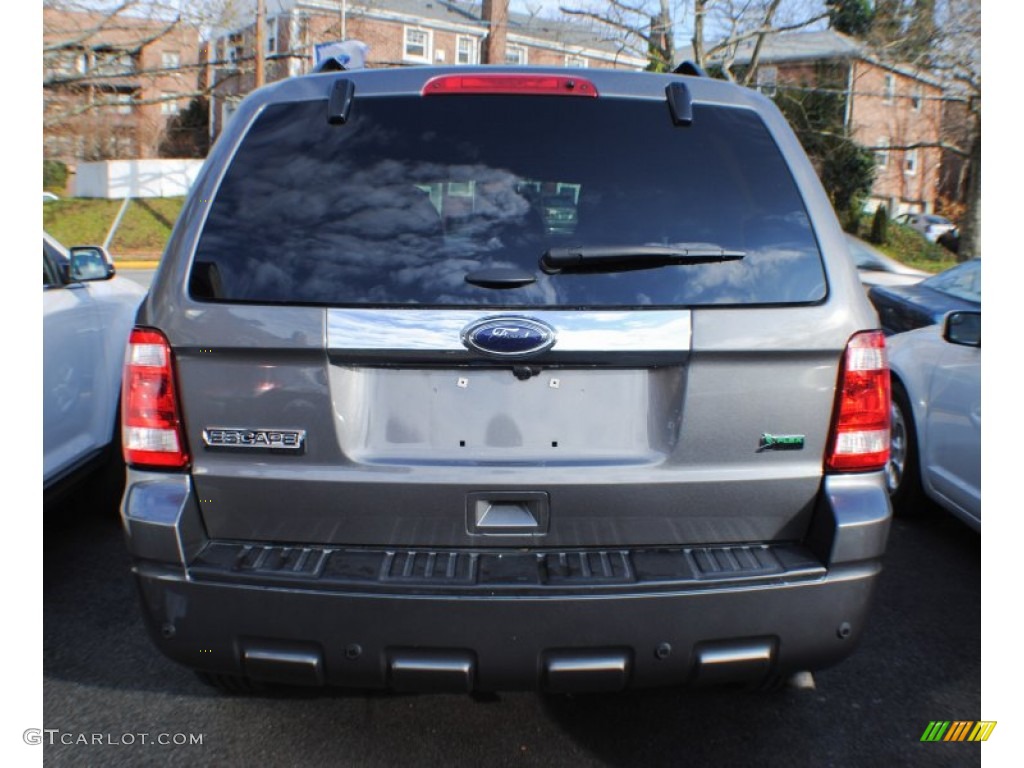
[122, 472, 890, 692]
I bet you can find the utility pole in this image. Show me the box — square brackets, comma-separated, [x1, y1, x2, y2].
[255, 0, 266, 88]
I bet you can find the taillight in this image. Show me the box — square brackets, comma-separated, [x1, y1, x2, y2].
[422, 74, 598, 97]
[826, 331, 890, 472]
[122, 328, 189, 469]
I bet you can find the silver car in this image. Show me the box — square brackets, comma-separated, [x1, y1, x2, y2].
[895, 213, 957, 243]
[43, 232, 145, 501]
[119, 67, 892, 693]
[886, 312, 981, 530]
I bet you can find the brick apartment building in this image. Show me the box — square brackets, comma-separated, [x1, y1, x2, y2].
[207, 0, 646, 139]
[685, 30, 946, 216]
[43, 6, 201, 162]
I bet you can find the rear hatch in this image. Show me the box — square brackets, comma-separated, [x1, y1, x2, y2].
[168, 76, 850, 549]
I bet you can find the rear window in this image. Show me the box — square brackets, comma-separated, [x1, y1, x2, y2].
[191, 94, 826, 307]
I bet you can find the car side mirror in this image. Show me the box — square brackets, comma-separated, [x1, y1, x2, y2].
[69, 246, 116, 282]
[943, 310, 980, 348]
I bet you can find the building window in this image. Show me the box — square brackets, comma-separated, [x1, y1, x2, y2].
[911, 87, 923, 112]
[884, 73, 896, 104]
[756, 66, 778, 97]
[49, 51, 79, 77]
[404, 28, 431, 62]
[904, 148, 918, 175]
[114, 93, 133, 115]
[162, 50, 181, 70]
[875, 138, 889, 168]
[506, 45, 527, 65]
[456, 36, 478, 65]
[227, 34, 244, 69]
[565, 54, 587, 68]
[265, 17, 278, 55]
[161, 93, 181, 116]
[92, 49, 135, 76]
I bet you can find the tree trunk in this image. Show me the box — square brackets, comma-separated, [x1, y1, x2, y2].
[659, 0, 673, 68]
[957, 111, 981, 261]
[693, 0, 706, 69]
[741, 0, 783, 86]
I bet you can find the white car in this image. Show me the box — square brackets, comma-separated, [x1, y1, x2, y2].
[885, 311, 980, 530]
[844, 234, 927, 289]
[895, 213, 957, 243]
[43, 232, 146, 502]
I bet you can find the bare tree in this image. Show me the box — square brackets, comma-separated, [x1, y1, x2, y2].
[44, 2, 205, 116]
[559, 1, 824, 78]
[43, 0, 250, 158]
[557, 1, 674, 71]
[707, 0, 828, 85]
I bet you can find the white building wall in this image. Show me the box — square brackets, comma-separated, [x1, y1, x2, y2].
[74, 159, 204, 198]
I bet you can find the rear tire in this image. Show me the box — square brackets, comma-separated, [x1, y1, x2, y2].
[886, 381, 925, 514]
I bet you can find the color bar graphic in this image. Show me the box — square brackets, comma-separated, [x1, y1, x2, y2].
[921, 721, 950, 741]
[967, 722, 997, 742]
[920, 721, 996, 742]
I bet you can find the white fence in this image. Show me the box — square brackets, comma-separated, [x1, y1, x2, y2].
[74, 159, 203, 199]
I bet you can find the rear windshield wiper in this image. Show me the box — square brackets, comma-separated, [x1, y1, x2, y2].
[540, 244, 745, 274]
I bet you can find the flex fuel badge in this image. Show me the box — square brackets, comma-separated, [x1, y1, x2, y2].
[759, 433, 805, 452]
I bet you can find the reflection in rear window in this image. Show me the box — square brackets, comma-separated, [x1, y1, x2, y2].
[191, 95, 825, 307]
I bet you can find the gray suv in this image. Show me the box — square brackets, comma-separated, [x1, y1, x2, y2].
[121, 67, 891, 693]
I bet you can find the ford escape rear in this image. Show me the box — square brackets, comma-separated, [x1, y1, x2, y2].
[120, 68, 891, 693]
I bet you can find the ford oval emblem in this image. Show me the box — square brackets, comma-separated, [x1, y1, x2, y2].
[462, 317, 556, 357]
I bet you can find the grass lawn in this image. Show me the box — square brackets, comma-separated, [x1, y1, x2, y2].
[43, 197, 186, 256]
[848, 215, 959, 274]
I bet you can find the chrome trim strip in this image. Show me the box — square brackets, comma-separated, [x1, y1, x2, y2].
[327, 309, 691, 353]
[697, 641, 774, 667]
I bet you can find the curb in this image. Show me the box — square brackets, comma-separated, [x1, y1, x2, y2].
[116, 260, 161, 269]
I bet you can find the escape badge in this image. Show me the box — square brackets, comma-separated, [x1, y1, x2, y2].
[203, 427, 306, 452]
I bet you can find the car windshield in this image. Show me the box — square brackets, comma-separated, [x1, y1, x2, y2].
[922, 259, 980, 303]
[192, 95, 826, 308]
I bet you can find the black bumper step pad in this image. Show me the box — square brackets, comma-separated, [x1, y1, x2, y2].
[190, 542, 825, 594]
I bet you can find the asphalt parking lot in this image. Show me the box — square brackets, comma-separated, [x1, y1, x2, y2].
[41, 494, 980, 768]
